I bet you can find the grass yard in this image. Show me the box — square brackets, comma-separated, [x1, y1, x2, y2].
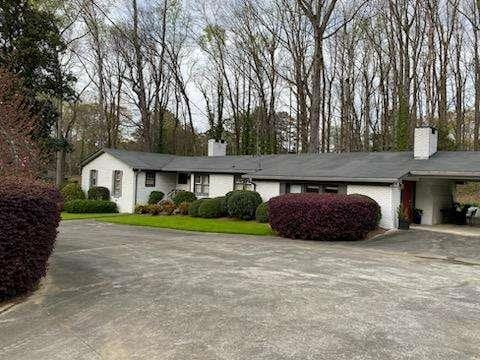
[61, 213, 123, 221]
[97, 215, 274, 236]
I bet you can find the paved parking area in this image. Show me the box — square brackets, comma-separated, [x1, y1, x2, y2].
[1, 221, 480, 360]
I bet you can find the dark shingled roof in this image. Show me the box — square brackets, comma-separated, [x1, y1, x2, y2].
[82, 148, 480, 183]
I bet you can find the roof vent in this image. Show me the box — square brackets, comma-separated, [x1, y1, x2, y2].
[414, 126, 438, 160]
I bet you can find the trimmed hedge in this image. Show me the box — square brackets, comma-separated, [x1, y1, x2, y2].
[226, 190, 263, 220]
[268, 193, 380, 241]
[188, 199, 206, 217]
[87, 186, 110, 201]
[61, 183, 85, 202]
[64, 199, 118, 214]
[199, 198, 225, 218]
[0, 177, 61, 300]
[172, 191, 197, 206]
[255, 202, 269, 223]
[148, 191, 164, 205]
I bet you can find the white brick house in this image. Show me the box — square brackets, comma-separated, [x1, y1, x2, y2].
[81, 127, 480, 229]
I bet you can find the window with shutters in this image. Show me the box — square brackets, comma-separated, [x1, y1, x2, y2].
[113, 170, 123, 198]
[89, 170, 98, 188]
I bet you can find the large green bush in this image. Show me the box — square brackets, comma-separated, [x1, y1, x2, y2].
[188, 199, 206, 217]
[226, 190, 263, 220]
[255, 202, 269, 223]
[61, 183, 85, 202]
[64, 199, 118, 213]
[87, 186, 110, 201]
[199, 198, 225, 218]
[148, 191, 164, 204]
[172, 190, 197, 205]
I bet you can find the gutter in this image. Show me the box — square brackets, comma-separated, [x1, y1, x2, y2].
[242, 174, 399, 184]
[134, 169, 140, 206]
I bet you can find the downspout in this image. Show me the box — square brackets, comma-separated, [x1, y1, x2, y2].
[134, 169, 140, 208]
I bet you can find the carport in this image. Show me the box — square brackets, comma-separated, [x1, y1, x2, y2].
[401, 171, 480, 227]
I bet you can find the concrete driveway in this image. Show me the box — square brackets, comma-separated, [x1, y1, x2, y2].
[1, 222, 480, 360]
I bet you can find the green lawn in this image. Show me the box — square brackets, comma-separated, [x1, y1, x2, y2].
[96, 215, 275, 236]
[61, 213, 123, 220]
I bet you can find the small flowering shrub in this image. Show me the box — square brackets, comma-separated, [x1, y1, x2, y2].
[0, 177, 61, 300]
[268, 193, 380, 241]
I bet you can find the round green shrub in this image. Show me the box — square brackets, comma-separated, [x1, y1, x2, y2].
[255, 202, 269, 223]
[64, 199, 118, 213]
[61, 183, 85, 202]
[188, 199, 206, 217]
[87, 186, 110, 201]
[226, 190, 263, 220]
[173, 190, 197, 205]
[199, 198, 224, 218]
[216, 196, 228, 217]
[148, 191, 165, 204]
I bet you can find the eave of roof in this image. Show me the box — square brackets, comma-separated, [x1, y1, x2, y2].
[243, 174, 400, 183]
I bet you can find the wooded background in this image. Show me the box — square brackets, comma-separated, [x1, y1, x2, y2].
[1, 0, 479, 183]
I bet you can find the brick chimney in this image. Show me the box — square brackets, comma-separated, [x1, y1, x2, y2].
[414, 126, 438, 159]
[208, 139, 227, 156]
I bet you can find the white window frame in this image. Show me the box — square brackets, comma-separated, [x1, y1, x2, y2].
[145, 171, 156, 187]
[194, 174, 209, 197]
[89, 169, 98, 188]
[113, 170, 123, 198]
[234, 175, 253, 191]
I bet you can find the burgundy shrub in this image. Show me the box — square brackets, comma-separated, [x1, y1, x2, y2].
[268, 193, 381, 241]
[0, 177, 61, 300]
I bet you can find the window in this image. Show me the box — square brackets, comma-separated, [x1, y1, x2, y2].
[145, 171, 156, 187]
[234, 175, 254, 191]
[178, 173, 189, 185]
[113, 170, 123, 198]
[304, 184, 321, 193]
[194, 174, 209, 196]
[324, 186, 338, 194]
[89, 170, 98, 188]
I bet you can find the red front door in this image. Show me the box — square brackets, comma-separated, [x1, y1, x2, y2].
[402, 181, 415, 221]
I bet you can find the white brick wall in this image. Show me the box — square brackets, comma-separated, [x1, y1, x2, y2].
[136, 171, 177, 205]
[209, 174, 234, 198]
[81, 153, 135, 213]
[347, 184, 401, 229]
[414, 127, 438, 159]
[255, 181, 281, 201]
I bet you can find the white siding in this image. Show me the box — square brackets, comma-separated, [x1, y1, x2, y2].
[290, 184, 302, 193]
[255, 181, 281, 201]
[209, 174, 234, 198]
[136, 171, 177, 205]
[347, 184, 401, 230]
[81, 153, 134, 213]
[415, 179, 454, 225]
